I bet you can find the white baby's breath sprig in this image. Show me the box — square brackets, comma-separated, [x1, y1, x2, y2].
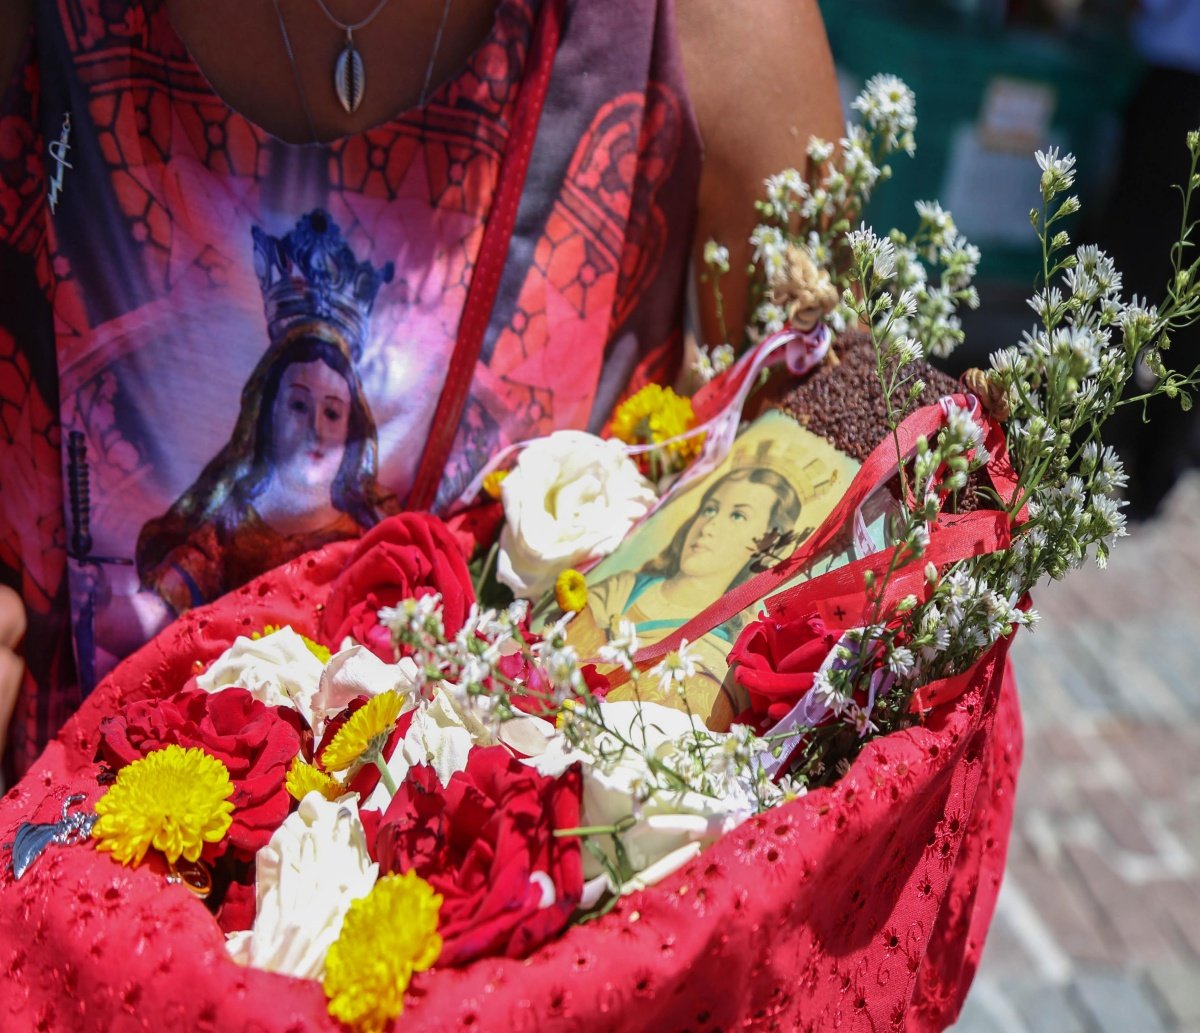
[741, 77, 926, 346]
[852, 74, 917, 157]
[703, 240, 730, 274]
[646, 640, 700, 700]
[1035, 147, 1077, 199]
[846, 136, 1200, 709]
[597, 620, 640, 673]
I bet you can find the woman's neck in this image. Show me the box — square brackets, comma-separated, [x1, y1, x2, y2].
[165, 0, 501, 144]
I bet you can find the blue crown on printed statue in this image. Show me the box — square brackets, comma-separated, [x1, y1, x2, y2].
[252, 208, 394, 362]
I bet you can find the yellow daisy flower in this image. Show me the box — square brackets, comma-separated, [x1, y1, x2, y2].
[323, 872, 443, 1033]
[482, 468, 509, 500]
[253, 624, 332, 664]
[92, 745, 234, 867]
[610, 383, 704, 469]
[554, 568, 588, 613]
[321, 690, 405, 774]
[285, 756, 344, 803]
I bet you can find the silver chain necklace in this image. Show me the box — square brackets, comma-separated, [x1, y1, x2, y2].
[273, 0, 455, 141]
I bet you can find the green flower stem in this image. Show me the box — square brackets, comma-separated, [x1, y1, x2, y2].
[701, 257, 733, 352]
[526, 589, 556, 627]
[372, 754, 399, 798]
[554, 814, 637, 838]
[474, 540, 499, 599]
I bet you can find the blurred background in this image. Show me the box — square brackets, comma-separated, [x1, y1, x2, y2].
[819, 1, 1200, 1029]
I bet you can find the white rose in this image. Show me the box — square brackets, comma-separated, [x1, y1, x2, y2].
[196, 626, 325, 729]
[309, 645, 420, 742]
[226, 792, 377, 979]
[496, 431, 656, 599]
[523, 701, 755, 898]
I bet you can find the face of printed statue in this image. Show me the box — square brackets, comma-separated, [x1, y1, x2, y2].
[269, 359, 352, 493]
[679, 479, 779, 582]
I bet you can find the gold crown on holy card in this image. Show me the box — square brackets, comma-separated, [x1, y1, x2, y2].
[728, 436, 839, 504]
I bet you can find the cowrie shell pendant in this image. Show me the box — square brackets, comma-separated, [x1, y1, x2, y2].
[334, 30, 365, 114]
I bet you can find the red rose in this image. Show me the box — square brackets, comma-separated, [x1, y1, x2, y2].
[320, 513, 475, 661]
[578, 664, 611, 699]
[444, 501, 504, 563]
[216, 880, 257, 935]
[98, 688, 301, 855]
[727, 612, 841, 726]
[375, 746, 583, 967]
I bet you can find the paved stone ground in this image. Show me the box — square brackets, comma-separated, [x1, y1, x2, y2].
[952, 471, 1200, 1033]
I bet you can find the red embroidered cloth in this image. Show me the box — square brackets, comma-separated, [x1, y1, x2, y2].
[0, 535, 1020, 1032]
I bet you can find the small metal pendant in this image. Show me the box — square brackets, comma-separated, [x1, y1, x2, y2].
[334, 31, 365, 114]
[3, 794, 97, 880]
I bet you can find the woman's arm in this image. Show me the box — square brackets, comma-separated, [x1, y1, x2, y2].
[0, 585, 27, 764]
[675, 0, 843, 349]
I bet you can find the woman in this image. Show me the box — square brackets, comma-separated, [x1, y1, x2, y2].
[0, 13, 1030, 1030]
[571, 465, 802, 726]
[0, 0, 842, 778]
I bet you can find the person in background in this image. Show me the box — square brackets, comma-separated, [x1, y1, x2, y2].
[1100, 0, 1200, 517]
[0, 0, 843, 777]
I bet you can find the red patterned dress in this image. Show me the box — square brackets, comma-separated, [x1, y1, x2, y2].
[0, 0, 701, 778]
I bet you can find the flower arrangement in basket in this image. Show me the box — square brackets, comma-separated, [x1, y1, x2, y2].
[3, 77, 1200, 1033]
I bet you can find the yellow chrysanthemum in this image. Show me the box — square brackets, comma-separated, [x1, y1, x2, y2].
[323, 872, 443, 1033]
[554, 568, 588, 613]
[92, 745, 234, 866]
[482, 468, 509, 500]
[321, 691, 405, 773]
[285, 756, 344, 803]
[253, 624, 333, 664]
[610, 383, 704, 467]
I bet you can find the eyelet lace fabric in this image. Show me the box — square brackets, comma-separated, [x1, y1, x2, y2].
[0, 537, 1021, 1032]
